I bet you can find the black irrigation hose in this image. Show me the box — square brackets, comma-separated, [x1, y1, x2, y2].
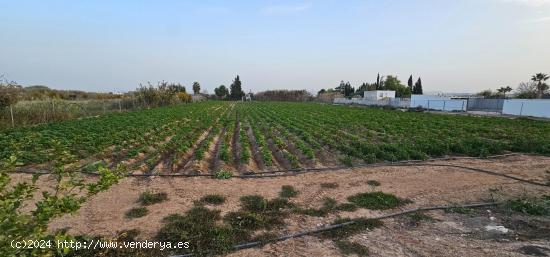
[169, 202, 500, 257]
[12, 153, 549, 187]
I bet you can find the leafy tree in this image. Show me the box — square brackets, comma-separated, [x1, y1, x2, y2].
[413, 77, 423, 94]
[317, 89, 327, 95]
[384, 75, 411, 97]
[192, 82, 201, 95]
[407, 75, 413, 92]
[214, 85, 229, 99]
[229, 75, 244, 100]
[531, 73, 549, 98]
[343, 82, 355, 97]
[515, 82, 538, 99]
[497, 86, 513, 98]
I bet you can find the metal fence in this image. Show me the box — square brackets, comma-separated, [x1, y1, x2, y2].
[466, 98, 504, 112]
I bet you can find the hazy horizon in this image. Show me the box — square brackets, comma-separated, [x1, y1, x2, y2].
[1, 0, 549, 94]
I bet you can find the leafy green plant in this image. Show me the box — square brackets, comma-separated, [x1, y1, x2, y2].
[0, 153, 125, 256]
[507, 197, 549, 216]
[215, 170, 233, 179]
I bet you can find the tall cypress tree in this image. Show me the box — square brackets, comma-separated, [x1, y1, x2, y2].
[376, 73, 380, 90]
[230, 75, 244, 100]
[413, 77, 423, 94]
[407, 75, 413, 92]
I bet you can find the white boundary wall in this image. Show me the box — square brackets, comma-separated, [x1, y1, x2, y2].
[410, 95, 467, 111]
[502, 99, 550, 118]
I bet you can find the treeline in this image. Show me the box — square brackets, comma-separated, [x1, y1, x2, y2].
[477, 73, 549, 99]
[253, 90, 313, 102]
[318, 73, 423, 99]
[213, 75, 245, 100]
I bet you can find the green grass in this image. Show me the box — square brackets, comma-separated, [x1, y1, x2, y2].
[199, 194, 226, 205]
[335, 240, 370, 256]
[347, 192, 411, 210]
[125, 207, 148, 219]
[279, 185, 298, 198]
[137, 191, 168, 206]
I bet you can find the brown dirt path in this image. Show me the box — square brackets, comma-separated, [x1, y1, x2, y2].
[23, 154, 548, 256]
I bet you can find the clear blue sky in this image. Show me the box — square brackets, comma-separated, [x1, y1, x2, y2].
[1, 0, 549, 94]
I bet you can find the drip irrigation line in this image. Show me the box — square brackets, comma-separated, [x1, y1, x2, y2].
[169, 202, 500, 257]
[12, 153, 549, 187]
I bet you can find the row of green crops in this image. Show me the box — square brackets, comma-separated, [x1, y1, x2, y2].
[2, 101, 549, 173]
[0, 102, 231, 168]
[236, 102, 550, 165]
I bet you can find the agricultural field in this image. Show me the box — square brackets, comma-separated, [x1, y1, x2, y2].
[2, 101, 549, 175]
[3, 101, 550, 257]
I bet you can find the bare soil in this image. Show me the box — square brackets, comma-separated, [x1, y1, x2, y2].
[18, 154, 550, 257]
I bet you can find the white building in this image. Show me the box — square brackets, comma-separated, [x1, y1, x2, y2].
[364, 90, 395, 101]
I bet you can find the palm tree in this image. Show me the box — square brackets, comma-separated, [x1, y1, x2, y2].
[531, 73, 549, 99]
[497, 86, 512, 98]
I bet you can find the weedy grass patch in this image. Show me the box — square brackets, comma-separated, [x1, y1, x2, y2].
[320, 182, 339, 189]
[199, 194, 226, 205]
[125, 207, 148, 219]
[347, 192, 411, 210]
[279, 185, 298, 198]
[137, 191, 168, 206]
[335, 240, 370, 256]
[317, 218, 383, 240]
